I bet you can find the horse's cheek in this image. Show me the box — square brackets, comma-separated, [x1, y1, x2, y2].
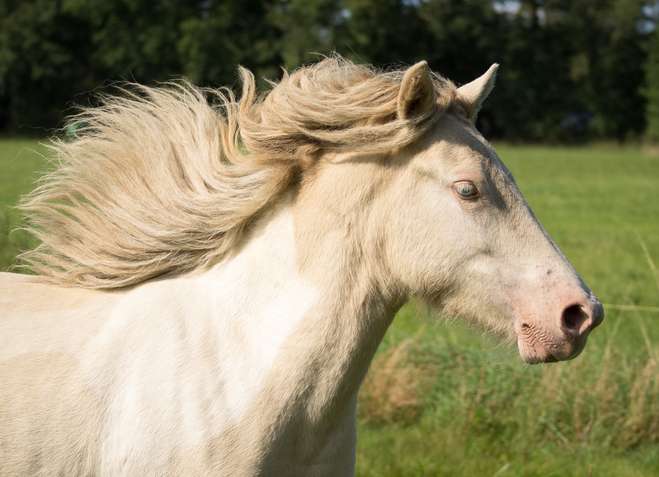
[385, 197, 470, 293]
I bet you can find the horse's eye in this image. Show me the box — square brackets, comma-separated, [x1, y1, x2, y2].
[455, 182, 479, 199]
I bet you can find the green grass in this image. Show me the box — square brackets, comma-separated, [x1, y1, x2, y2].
[1, 140, 659, 475]
[0, 139, 48, 270]
[0, 139, 49, 206]
[357, 305, 659, 476]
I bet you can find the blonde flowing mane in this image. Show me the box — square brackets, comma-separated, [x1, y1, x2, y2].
[18, 56, 457, 288]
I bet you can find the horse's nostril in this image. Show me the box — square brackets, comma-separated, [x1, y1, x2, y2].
[561, 304, 588, 336]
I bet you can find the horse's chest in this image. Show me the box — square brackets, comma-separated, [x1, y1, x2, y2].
[89, 277, 322, 474]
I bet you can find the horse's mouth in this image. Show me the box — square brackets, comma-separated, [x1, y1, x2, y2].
[517, 323, 559, 364]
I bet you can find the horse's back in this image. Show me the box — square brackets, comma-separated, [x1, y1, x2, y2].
[0, 272, 116, 476]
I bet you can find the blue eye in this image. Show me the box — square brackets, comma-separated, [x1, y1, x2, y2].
[455, 182, 478, 198]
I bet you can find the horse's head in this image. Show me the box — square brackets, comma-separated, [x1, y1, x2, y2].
[376, 62, 603, 364]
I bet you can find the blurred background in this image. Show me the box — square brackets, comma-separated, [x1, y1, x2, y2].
[1, 0, 659, 142]
[2, 1, 659, 476]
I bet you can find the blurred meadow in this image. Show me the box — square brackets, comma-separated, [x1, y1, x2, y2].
[2, 140, 658, 476]
[0, 140, 46, 270]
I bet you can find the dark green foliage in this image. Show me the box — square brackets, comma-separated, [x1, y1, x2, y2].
[646, 16, 659, 139]
[0, 0, 656, 141]
[0, 0, 95, 132]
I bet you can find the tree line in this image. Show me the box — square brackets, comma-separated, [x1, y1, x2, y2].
[1, 0, 658, 142]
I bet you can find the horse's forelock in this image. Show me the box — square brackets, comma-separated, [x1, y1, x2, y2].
[242, 57, 456, 159]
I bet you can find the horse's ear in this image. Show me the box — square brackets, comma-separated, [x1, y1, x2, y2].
[456, 64, 499, 122]
[397, 61, 435, 120]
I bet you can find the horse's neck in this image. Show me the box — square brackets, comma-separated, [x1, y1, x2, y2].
[204, 192, 401, 464]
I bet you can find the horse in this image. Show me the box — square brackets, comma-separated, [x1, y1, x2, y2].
[0, 57, 603, 476]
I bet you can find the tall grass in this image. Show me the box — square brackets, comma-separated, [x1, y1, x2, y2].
[359, 312, 659, 456]
[361, 284, 659, 449]
[356, 307, 659, 475]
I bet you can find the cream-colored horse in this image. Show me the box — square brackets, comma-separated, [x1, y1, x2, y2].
[0, 57, 603, 476]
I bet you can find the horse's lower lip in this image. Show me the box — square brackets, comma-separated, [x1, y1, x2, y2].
[540, 351, 559, 363]
[533, 336, 559, 363]
[521, 350, 559, 364]
[518, 324, 560, 364]
[522, 346, 559, 364]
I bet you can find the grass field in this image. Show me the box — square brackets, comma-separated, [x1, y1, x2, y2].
[1, 140, 658, 476]
[0, 139, 48, 268]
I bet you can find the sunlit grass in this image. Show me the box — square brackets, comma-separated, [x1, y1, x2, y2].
[358, 303, 659, 476]
[0, 139, 48, 271]
[0, 139, 48, 206]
